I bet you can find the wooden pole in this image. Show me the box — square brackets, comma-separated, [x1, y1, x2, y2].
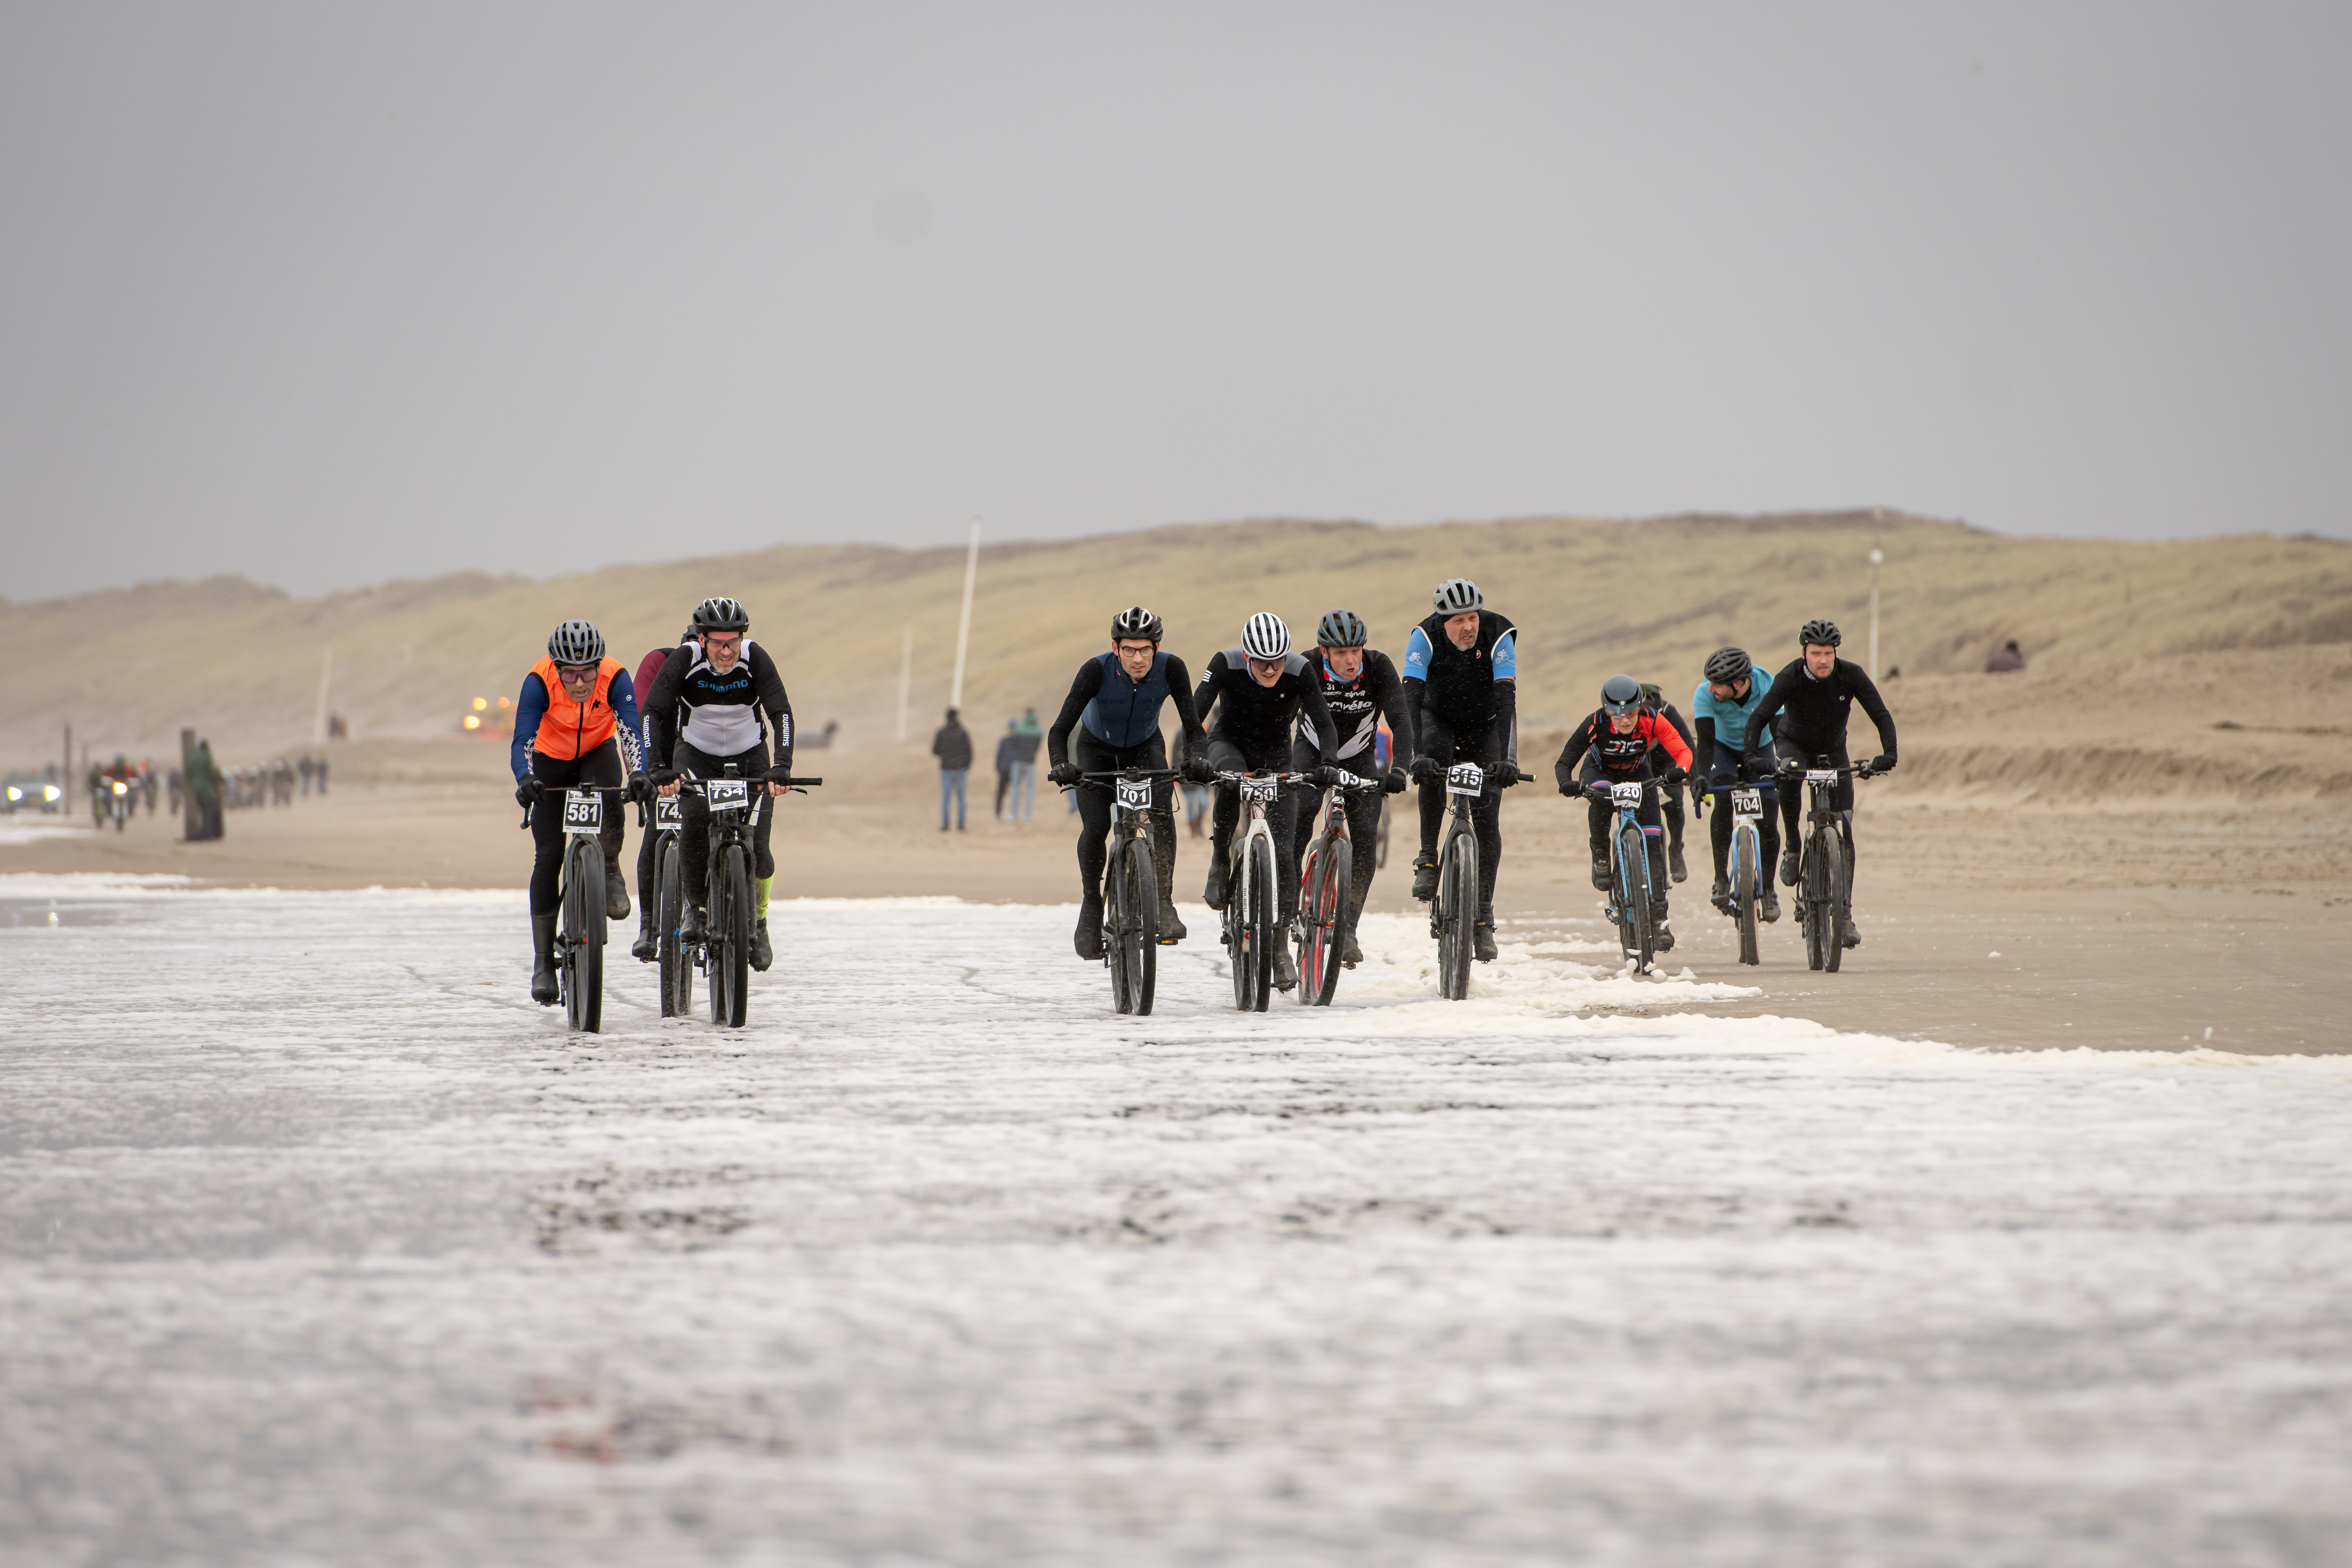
[949, 520, 980, 712]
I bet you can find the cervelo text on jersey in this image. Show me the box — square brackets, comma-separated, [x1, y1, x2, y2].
[1311, 649, 1412, 764]
[1403, 610, 1517, 721]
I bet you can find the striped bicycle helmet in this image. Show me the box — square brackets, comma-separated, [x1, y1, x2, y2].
[1316, 608, 1368, 648]
[546, 620, 605, 665]
[1433, 578, 1482, 615]
[1240, 612, 1291, 661]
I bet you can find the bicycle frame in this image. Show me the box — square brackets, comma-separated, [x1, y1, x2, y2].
[1598, 778, 1662, 970]
[1215, 769, 1311, 1011]
[1294, 768, 1379, 1006]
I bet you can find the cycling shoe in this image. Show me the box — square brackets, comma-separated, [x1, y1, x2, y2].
[1410, 853, 1439, 901]
[750, 917, 773, 972]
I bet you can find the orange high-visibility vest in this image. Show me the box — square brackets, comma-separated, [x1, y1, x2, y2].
[529, 655, 622, 760]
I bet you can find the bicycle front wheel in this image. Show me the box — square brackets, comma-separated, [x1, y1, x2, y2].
[1437, 828, 1477, 1000]
[1246, 835, 1276, 1012]
[1226, 847, 1252, 1012]
[716, 845, 751, 1027]
[1302, 842, 1347, 1006]
[1618, 824, 1653, 974]
[657, 838, 688, 1016]
[1802, 829, 1838, 972]
[1818, 827, 1847, 975]
[1732, 824, 1760, 967]
[568, 839, 606, 1033]
[1123, 834, 1158, 1016]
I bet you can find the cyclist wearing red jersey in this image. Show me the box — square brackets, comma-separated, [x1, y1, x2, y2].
[1554, 673, 1692, 952]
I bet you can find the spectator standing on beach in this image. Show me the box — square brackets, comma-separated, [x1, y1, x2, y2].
[1006, 711, 1040, 821]
[994, 722, 1019, 820]
[299, 755, 316, 795]
[932, 707, 973, 831]
[188, 740, 223, 840]
[1985, 640, 2026, 674]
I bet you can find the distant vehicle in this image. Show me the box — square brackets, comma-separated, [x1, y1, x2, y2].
[4, 771, 65, 814]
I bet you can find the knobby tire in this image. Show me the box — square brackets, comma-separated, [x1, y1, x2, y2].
[1437, 826, 1477, 1001]
[567, 839, 606, 1034]
[1124, 834, 1158, 1015]
[1244, 835, 1276, 1011]
[718, 844, 751, 1027]
[1820, 825, 1847, 974]
[1733, 824, 1760, 967]
[1618, 823, 1654, 973]
[657, 837, 687, 1017]
[1301, 842, 1347, 1007]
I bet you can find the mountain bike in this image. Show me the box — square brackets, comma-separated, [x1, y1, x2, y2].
[106, 778, 133, 832]
[1724, 776, 1769, 967]
[682, 768, 823, 1028]
[1292, 767, 1381, 1007]
[1585, 778, 1665, 974]
[520, 783, 637, 1034]
[649, 791, 691, 1016]
[1429, 762, 1533, 999]
[1073, 766, 1179, 1015]
[1788, 762, 1877, 973]
[1214, 769, 1311, 1012]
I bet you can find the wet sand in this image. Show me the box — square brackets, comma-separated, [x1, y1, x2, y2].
[9, 737, 2346, 1057]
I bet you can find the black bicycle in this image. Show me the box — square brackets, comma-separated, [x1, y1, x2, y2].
[1072, 766, 1179, 1015]
[1214, 769, 1310, 1012]
[1786, 762, 1878, 973]
[1428, 762, 1532, 999]
[678, 767, 823, 1028]
[522, 783, 639, 1034]
[648, 790, 692, 1016]
[1723, 774, 1770, 967]
[1292, 767, 1383, 1007]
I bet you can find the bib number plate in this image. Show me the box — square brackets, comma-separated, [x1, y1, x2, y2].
[705, 779, 750, 812]
[1805, 768, 1841, 785]
[1115, 778, 1153, 811]
[1446, 763, 1485, 796]
[563, 791, 602, 831]
[654, 795, 683, 829]
[1239, 776, 1281, 805]
[1730, 786, 1763, 817]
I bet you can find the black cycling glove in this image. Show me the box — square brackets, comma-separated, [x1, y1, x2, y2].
[648, 766, 681, 788]
[1385, 767, 1408, 795]
[1493, 767, 1520, 789]
[1408, 757, 1442, 785]
[1048, 761, 1083, 787]
[515, 777, 543, 808]
[1868, 754, 1896, 775]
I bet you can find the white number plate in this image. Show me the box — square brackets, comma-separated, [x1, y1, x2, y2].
[705, 779, 750, 812]
[1446, 763, 1485, 796]
[562, 791, 602, 830]
[1730, 786, 1763, 816]
[654, 795, 683, 829]
[1116, 778, 1153, 811]
[1239, 776, 1281, 804]
[1805, 768, 1841, 785]
[1330, 769, 1365, 790]
[1610, 781, 1646, 807]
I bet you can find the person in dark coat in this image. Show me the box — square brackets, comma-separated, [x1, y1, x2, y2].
[932, 707, 973, 830]
[994, 721, 1019, 820]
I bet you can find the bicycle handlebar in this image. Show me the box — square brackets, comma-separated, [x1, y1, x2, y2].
[518, 780, 642, 831]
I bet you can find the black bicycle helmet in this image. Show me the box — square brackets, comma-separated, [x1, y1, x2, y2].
[693, 596, 750, 633]
[1601, 674, 1643, 714]
[546, 619, 605, 665]
[1316, 608, 1368, 648]
[1110, 605, 1164, 643]
[1799, 618, 1841, 648]
[1704, 646, 1752, 684]
[1432, 578, 1482, 615]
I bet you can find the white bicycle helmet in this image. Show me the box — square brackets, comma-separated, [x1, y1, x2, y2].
[546, 620, 605, 665]
[1433, 578, 1482, 615]
[1240, 612, 1291, 661]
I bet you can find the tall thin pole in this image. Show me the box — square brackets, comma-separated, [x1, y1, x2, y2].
[63, 724, 71, 813]
[1868, 547, 1882, 679]
[313, 647, 334, 745]
[949, 519, 980, 711]
[896, 625, 913, 741]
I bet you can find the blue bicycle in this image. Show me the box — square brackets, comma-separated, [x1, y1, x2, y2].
[1586, 778, 1667, 972]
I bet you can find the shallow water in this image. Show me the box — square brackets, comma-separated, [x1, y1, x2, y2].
[3, 878, 2348, 1566]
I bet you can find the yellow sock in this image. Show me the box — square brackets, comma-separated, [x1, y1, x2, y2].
[756, 875, 772, 921]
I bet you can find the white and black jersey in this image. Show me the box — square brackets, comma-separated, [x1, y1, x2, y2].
[1303, 649, 1415, 767]
[644, 640, 795, 767]
[1193, 649, 1339, 757]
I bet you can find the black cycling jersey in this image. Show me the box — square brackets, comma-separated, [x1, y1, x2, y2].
[1402, 609, 1517, 728]
[1742, 657, 1897, 760]
[1302, 649, 1415, 769]
[1193, 649, 1339, 757]
[1046, 651, 1205, 770]
[644, 641, 795, 773]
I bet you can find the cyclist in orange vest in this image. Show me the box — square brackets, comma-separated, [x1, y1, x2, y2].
[511, 619, 647, 1005]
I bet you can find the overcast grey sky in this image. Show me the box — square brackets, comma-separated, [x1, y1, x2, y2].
[3, 2, 2346, 600]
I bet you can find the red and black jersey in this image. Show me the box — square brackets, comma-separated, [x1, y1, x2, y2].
[1552, 708, 1694, 791]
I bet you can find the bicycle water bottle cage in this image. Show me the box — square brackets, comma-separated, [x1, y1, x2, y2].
[1446, 763, 1485, 796]
[1730, 786, 1763, 818]
[562, 791, 603, 833]
[1239, 776, 1281, 805]
[1116, 777, 1153, 811]
[1610, 782, 1645, 808]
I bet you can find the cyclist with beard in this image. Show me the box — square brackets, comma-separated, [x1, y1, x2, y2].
[628, 626, 697, 963]
[643, 598, 796, 973]
[1554, 674, 1693, 953]
[1690, 646, 1782, 924]
[1402, 578, 1520, 963]
[512, 619, 648, 1005]
[1741, 619, 1898, 949]
[1288, 608, 1414, 967]
[1194, 612, 1340, 993]
[1044, 606, 1209, 959]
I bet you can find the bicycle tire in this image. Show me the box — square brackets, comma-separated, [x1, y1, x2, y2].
[1226, 843, 1251, 1011]
[1247, 835, 1276, 1012]
[717, 844, 751, 1027]
[572, 840, 606, 1034]
[1106, 839, 1133, 1014]
[1437, 827, 1476, 1000]
[1619, 823, 1654, 973]
[1733, 823, 1760, 967]
[1819, 826, 1847, 975]
[1802, 828, 1834, 972]
[1306, 844, 1347, 1006]
[1125, 833, 1158, 1015]
[657, 837, 687, 1017]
